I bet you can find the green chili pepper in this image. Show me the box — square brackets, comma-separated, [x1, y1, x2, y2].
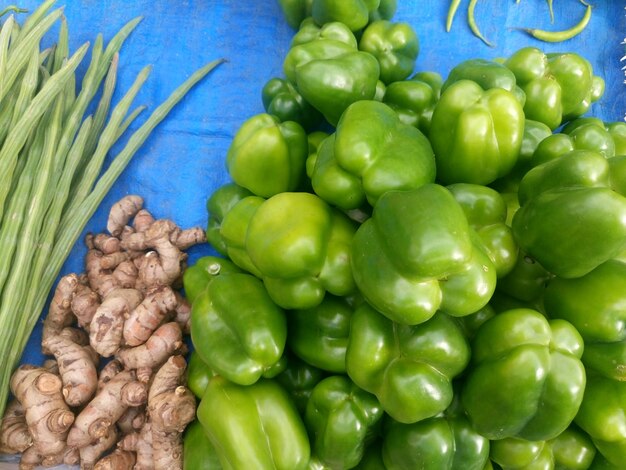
[468, 0, 494, 47]
[518, 1, 592, 43]
[446, 0, 462, 33]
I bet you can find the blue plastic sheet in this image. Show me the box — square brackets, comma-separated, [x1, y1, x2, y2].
[14, 0, 626, 366]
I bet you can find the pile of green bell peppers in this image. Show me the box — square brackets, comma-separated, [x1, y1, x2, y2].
[183, 1, 626, 469]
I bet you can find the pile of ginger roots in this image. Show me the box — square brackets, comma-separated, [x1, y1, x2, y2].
[0, 195, 206, 469]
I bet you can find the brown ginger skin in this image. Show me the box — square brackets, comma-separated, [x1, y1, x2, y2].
[97, 359, 123, 392]
[107, 195, 143, 237]
[89, 288, 143, 358]
[42, 273, 80, 354]
[148, 356, 196, 470]
[10, 365, 75, 457]
[79, 426, 119, 470]
[93, 449, 137, 470]
[68, 370, 147, 448]
[123, 285, 178, 346]
[118, 422, 153, 469]
[19, 445, 65, 470]
[0, 400, 32, 454]
[42, 335, 99, 407]
[71, 282, 101, 331]
[117, 322, 184, 380]
[116, 406, 146, 435]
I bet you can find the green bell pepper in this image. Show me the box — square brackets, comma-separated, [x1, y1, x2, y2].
[429, 79, 524, 185]
[447, 183, 518, 278]
[183, 254, 243, 303]
[358, 20, 419, 84]
[369, 0, 397, 21]
[275, 354, 327, 413]
[198, 376, 310, 470]
[346, 304, 470, 424]
[382, 71, 442, 134]
[290, 17, 357, 49]
[609, 155, 626, 196]
[504, 47, 604, 130]
[381, 415, 490, 470]
[206, 183, 253, 257]
[574, 373, 626, 468]
[310, 0, 379, 32]
[186, 351, 216, 399]
[227, 191, 357, 309]
[496, 251, 552, 303]
[288, 295, 353, 373]
[351, 184, 496, 325]
[184, 420, 222, 470]
[461, 309, 586, 441]
[261, 77, 322, 130]
[518, 149, 610, 206]
[543, 259, 626, 381]
[188, 256, 287, 385]
[310, 100, 436, 210]
[511, 187, 626, 279]
[442, 58, 526, 105]
[277, 0, 313, 29]
[489, 426, 596, 470]
[226, 113, 308, 198]
[354, 441, 386, 469]
[490, 438, 553, 470]
[218, 194, 265, 277]
[305, 130, 330, 179]
[305, 375, 383, 469]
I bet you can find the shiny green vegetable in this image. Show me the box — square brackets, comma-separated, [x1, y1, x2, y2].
[519, 2, 592, 43]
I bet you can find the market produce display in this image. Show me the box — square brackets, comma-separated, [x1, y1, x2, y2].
[1, 0, 626, 469]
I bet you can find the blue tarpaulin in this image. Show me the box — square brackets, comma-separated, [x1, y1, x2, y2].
[13, 0, 626, 366]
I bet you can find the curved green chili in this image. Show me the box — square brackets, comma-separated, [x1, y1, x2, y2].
[446, 0, 462, 32]
[547, 0, 554, 23]
[468, 0, 494, 47]
[520, 2, 591, 43]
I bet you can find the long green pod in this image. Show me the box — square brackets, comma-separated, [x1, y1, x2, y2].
[0, 112, 50, 295]
[9, 47, 40, 131]
[82, 52, 119, 162]
[0, 5, 27, 18]
[468, 0, 494, 47]
[0, 42, 88, 221]
[2, 97, 65, 392]
[115, 105, 147, 140]
[61, 65, 152, 223]
[0, 15, 15, 89]
[14, 0, 55, 42]
[52, 16, 69, 74]
[446, 0, 461, 32]
[1, 7, 63, 101]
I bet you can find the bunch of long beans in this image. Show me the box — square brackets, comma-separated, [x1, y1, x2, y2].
[0, 0, 224, 417]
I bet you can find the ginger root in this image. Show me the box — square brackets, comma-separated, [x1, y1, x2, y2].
[123, 285, 178, 347]
[10, 365, 74, 457]
[0, 400, 32, 454]
[118, 422, 153, 469]
[89, 288, 143, 358]
[71, 281, 100, 331]
[42, 273, 80, 354]
[107, 195, 143, 237]
[68, 370, 147, 448]
[42, 335, 99, 407]
[79, 426, 119, 470]
[94, 449, 136, 470]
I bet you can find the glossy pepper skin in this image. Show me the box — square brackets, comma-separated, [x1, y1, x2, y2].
[275, 355, 327, 413]
[461, 309, 586, 441]
[305, 375, 383, 469]
[447, 183, 518, 278]
[518, 149, 610, 206]
[574, 373, 626, 468]
[504, 47, 604, 130]
[382, 71, 442, 134]
[288, 295, 353, 373]
[187, 256, 287, 386]
[382, 416, 490, 470]
[198, 376, 310, 470]
[183, 254, 242, 303]
[227, 191, 357, 309]
[277, 0, 313, 29]
[226, 113, 308, 198]
[429, 79, 524, 185]
[512, 187, 626, 279]
[358, 20, 419, 84]
[205, 183, 253, 256]
[310, 100, 436, 210]
[442, 58, 525, 105]
[183, 420, 222, 470]
[186, 351, 215, 399]
[346, 304, 470, 424]
[310, 0, 379, 32]
[261, 77, 322, 130]
[543, 260, 626, 381]
[496, 251, 552, 303]
[351, 184, 496, 325]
